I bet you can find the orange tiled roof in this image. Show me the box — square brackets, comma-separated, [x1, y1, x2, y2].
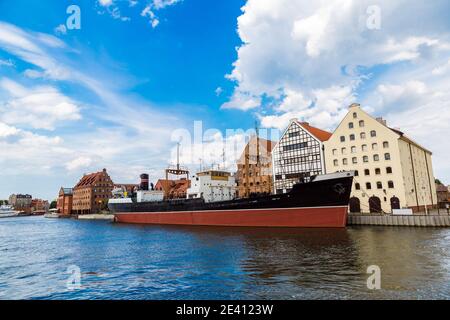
[74, 170, 108, 188]
[298, 122, 332, 142]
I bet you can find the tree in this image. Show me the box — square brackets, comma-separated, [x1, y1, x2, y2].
[50, 200, 57, 209]
[435, 178, 443, 185]
[0, 200, 3, 206]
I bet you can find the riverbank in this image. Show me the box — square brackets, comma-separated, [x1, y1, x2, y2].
[76, 214, 114, 221]
[348, 213, 450, 227]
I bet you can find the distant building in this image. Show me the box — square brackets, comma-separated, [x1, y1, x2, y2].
[436, 183, 449, 208]
[324, 103, 437, 213]
[8, 194, 32, 212]
[272, 119, 332, 194]
[31, 199, 49, 213]
[155, 178, 190, 200]
[72, 169, 114, 214]
[235, 136, 275, 198]
[187, 170, 236, 203]
[114, 184, 139, 196]
[57, 187, 73, 216]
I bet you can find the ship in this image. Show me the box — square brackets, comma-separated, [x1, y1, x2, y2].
[0, 205, 20, 218]
[108, 171, 354, 228]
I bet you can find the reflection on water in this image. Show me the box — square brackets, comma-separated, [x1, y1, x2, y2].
[0, 217, 449, 299]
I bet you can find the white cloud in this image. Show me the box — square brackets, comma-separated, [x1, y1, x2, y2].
[0, 122, 20, 137]
[0, 58, 14, 67]
[0, 78, 81, 130]
[66, 156, 94, 171]
[224, 0, 450, 183]
[221, 90, 261, 111]
[141, 0, 182, 28]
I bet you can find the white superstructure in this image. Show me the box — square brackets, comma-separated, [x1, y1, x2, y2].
[187, 170, 236, 203]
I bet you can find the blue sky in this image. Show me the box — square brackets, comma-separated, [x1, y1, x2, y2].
[1, 0, 450, 200]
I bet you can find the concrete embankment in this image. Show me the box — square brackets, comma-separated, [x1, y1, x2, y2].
[76, 214, 114, 221]
[348, 214, 450, 227]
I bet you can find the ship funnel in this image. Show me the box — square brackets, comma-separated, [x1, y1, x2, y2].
[140, 174, 149, 191]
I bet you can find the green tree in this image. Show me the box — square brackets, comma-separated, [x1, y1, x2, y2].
[50, 200, 57, 209]
[0, 200, 3, 206]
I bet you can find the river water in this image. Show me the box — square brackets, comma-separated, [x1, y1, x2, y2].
[0, 216, 449, 300]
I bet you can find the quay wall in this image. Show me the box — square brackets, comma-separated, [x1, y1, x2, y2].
[347, 214, 450, 227]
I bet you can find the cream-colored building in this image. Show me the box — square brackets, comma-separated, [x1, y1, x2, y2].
[324, 103, 437, 213]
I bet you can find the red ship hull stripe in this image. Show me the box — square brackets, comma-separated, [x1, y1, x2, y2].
[114, 206, 348, 228]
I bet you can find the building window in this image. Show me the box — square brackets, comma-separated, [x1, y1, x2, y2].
[355, 183, 361, 190]
[359, 120, 365, 127]
[366, 182, 372, 190]
[332, 149, 337, 155]
[354, 170, 359, 176]
[362, 144, 367, 151]
[360, 132, 366, 139]
[363, 155, 369, 163]
[372, 143, 378, 150]
[350, 134, 355, 141]
[385, 153, 391, 160]
[343, 158, 348, 165]
[351, 146, 356, 153]
[349, 122, 354, 129]
[388, 181, 394, 188]
[373, 154, 379, 161]
[333, 159, 338, 166]
[364, 169, 370, 176]
[370, 130, 377, 137]
[375, 168, 381, 175]
[386, 167, 392, 174]
[383, 141, 389, 148]
[352, 157, 357, 164]
[340, 136, 345, 142]
[376, 181, 383, 189]
[341, 147, 347, 155]
[353, 112, 357, 119]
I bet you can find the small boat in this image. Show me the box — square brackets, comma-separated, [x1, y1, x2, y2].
[0, 205, 20, 218]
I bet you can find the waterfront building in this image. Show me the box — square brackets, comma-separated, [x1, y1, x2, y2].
[8, 194, 32, 212]
[187, 170, 236, 203]
[272, 119, 331, 194]
[57, 187, 73, 216]
[324, 103, 437, 213]
[30, 199, 49, 213]
[72, 169, 114, 215]
[155, 178, 190, 200]
[114, 184, 139, 196]
[436, 183, 449, 208]
[235, 136, 275, 198]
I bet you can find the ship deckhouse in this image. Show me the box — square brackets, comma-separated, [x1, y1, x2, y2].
[187, 170, 236, 203]
[272, 119, 332, 194]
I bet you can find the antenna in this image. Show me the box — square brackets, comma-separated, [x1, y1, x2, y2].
[176, 142, 180, 171]
[222, 147, 226, 170]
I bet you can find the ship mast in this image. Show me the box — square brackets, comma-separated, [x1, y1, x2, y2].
[165, 142, 189, 199]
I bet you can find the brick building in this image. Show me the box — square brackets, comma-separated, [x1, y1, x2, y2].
[236, 136, 275, 198]
[31, 199, 49, 213]
[72, 169, 114, 214]
[57, 187, 73, 216]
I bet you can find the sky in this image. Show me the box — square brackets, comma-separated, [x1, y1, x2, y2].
[1, 0, 450, 200]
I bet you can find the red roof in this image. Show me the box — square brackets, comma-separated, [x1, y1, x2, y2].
[298, 122, 332, 142]
[74, 169, 109, 188]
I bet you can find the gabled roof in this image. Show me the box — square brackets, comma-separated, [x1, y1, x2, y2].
[298, 122, 332, 142]
[237, 136, 276, 165]
[74, 169, 109, 188]
[60, 187, 73, 195]
[389, 127, 432, 154]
